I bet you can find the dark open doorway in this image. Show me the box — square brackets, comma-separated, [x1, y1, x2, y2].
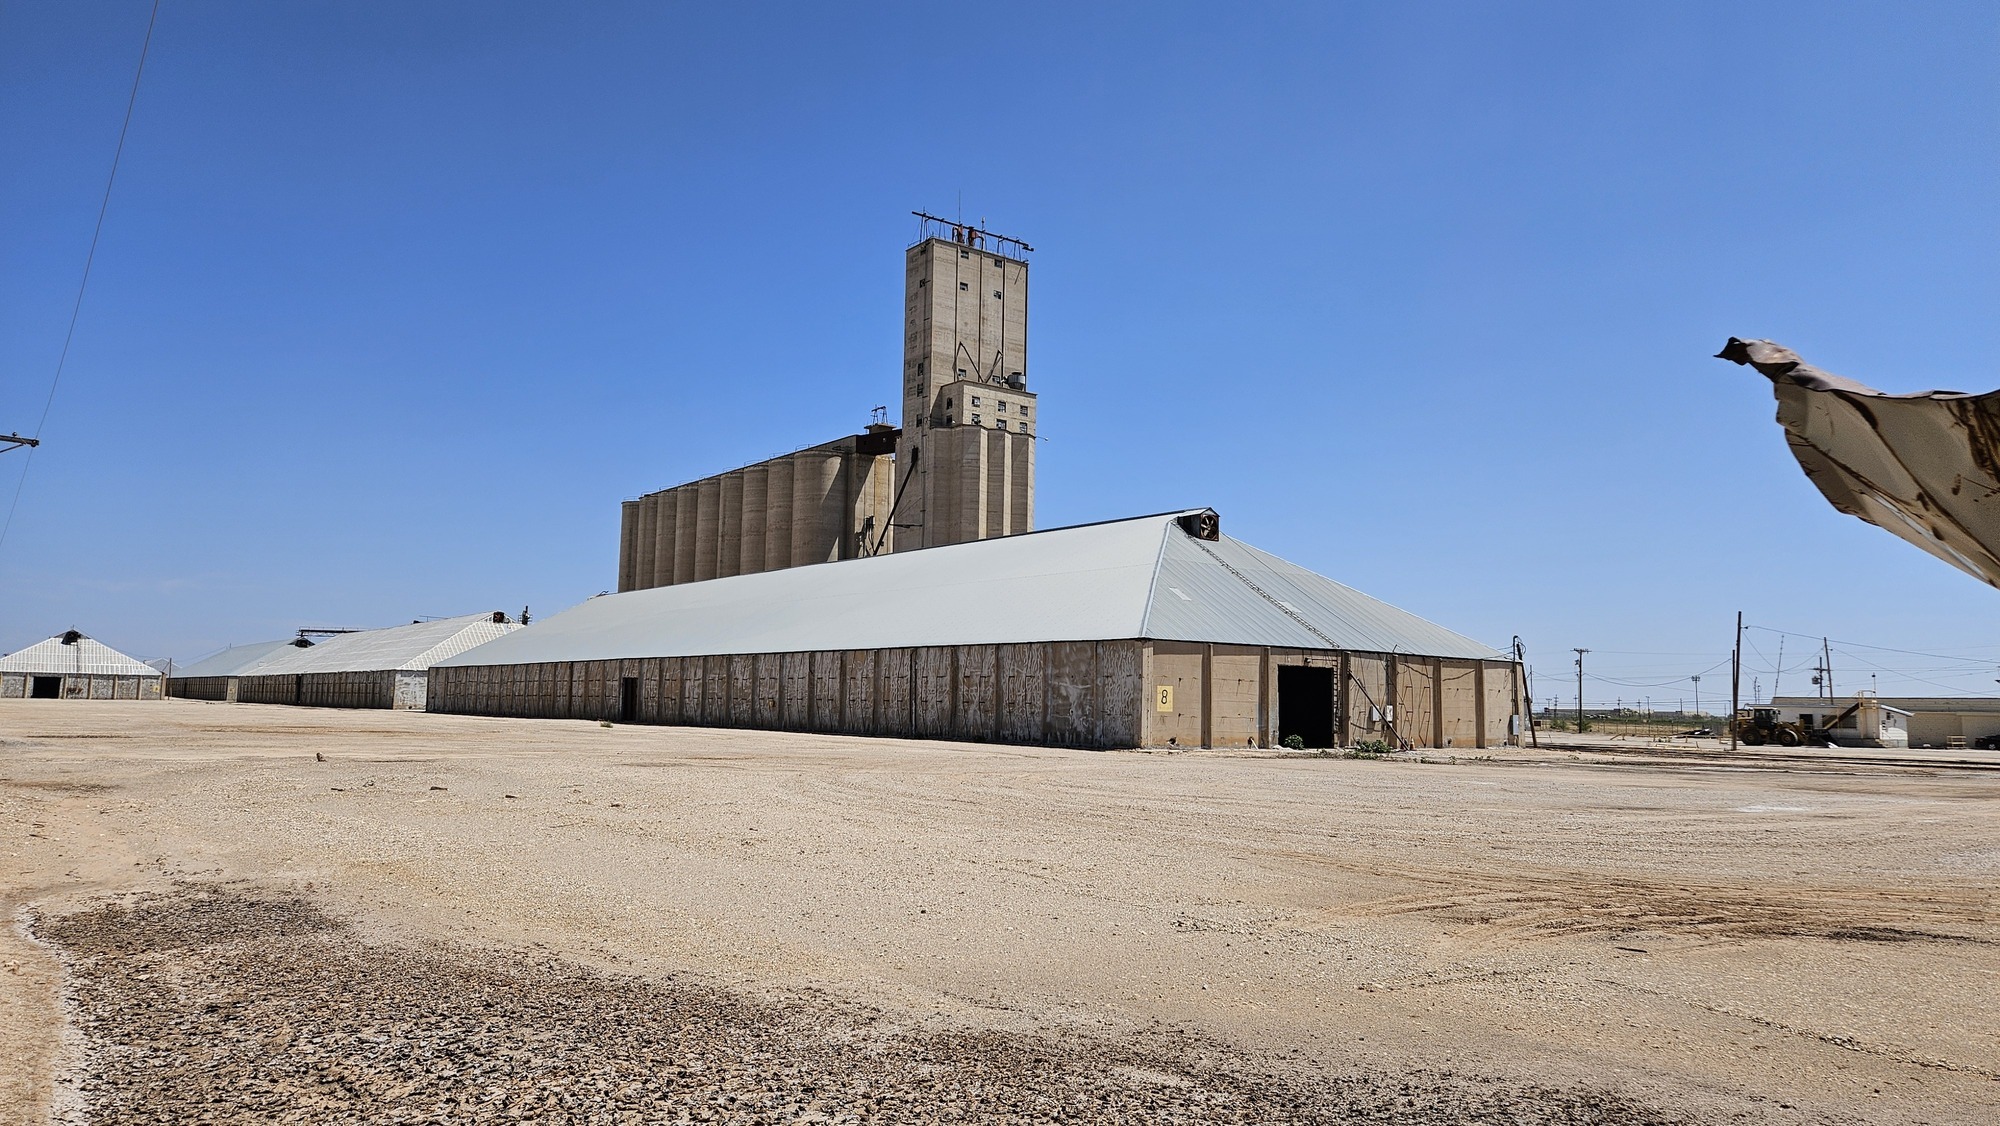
[620, 676, 639, 723]
[30, 676, 61, 699]
[1277, 666, 1335, 748]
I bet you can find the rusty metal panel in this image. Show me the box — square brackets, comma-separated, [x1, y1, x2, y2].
[842, 649, 878, 734]
[1721, 338, 2000, 588]
[1045, 642, 1096, 747]
[810, 652, 843, 730]
[876, 648, 913, 737]
[953, 645, 997, 741]
[781, 651, 811, 726]
[729, 653, 755, 726]
[1092, 641, 1143, 748]
[914, 647, 954, 738]
[753, 653, 781, 727]
[997, 643, 1046, 743]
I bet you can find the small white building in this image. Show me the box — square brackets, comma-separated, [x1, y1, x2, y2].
[0, 630, 163, 701]
[1769, 695, 1911, 748]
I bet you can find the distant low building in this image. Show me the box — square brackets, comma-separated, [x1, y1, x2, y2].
[1773, 695, 2000, 750]
[0, 630, 163, 701]
[167, 638, 313, 703]
[169, 612, 521, 711]
[1768, 695, 1912, 749]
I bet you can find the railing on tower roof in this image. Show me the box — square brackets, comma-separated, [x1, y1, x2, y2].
[911, 211, 1033, 259]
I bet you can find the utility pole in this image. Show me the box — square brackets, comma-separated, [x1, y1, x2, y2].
[1573, 648, 1589, 733]
[1, 433, 39, 454]
[1692, 674, 1701, 717]
[1513, 637, 1538, 748]
[1731, 612, 1743, 752]
[1822, 637, 1833, 700]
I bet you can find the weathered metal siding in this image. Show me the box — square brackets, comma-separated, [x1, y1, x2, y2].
[810, 651, 843, 729]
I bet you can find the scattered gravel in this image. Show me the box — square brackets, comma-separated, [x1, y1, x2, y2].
[36, 885, 1701, 1125]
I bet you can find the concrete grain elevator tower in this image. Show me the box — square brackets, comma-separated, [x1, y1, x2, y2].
[894, 214, 1036, 550]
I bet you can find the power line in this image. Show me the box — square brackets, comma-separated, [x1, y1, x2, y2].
[0, 0, 161, 555]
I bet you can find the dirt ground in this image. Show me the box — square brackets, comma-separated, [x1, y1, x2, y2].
[2, 701, 1996, 1124]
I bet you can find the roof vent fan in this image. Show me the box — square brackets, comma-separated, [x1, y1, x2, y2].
[1176, 510, 1220, 541]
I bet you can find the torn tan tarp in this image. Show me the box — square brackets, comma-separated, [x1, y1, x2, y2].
[1718, 337, 2000, 589]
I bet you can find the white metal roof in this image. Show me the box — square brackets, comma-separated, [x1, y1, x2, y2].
[171, 639, 308, 679]
[440, 512, 1505, 668]
[240, 613, 521, 675]
[0, 632, 160, 677]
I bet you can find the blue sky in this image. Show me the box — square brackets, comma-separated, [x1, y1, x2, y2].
[3, 2, 1996, 704]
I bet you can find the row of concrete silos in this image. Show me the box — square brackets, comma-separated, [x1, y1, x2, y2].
[618, 435, 895, 592]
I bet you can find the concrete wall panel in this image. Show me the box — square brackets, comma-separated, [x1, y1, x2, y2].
[915, 647, 954, 738]
[810, 651, 843, 730]
[1093, 641, 1143, 749]
[1210, 647, 1263, 748]
[953, 645, 996, 741]
[876, 648, 913, 737]
[1046, 642, 1096, 747]
[1143, 642, 1204, 747]
[728, 653, 755, 726]
[1440, 661, 1480, 747]
[997, 643, 1046, 743]
[781, 651, 811, 727]
[842, 650, 878, 735]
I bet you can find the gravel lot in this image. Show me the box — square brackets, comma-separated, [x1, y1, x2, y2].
[4, 702, 1996, 1124]
[33, 885, 1693, 1124]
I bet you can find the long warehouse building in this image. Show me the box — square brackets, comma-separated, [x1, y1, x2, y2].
[436, 510, 1522, 750]
[171, 612, 520, 710]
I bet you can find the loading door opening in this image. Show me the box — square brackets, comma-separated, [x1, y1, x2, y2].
[30, 676, 60, 699]
[1277, 666, 1336, 748]
[620, 676, 639, 722]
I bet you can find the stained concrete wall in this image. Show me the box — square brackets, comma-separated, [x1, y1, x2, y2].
[432, 641, 1521, 751]
[3, 673, 160, 700]
[1140, 643, 1519, 750]
[430, 640, 1146, 749]
[233, 671, 430, 710]
[618, 433, 896, 592]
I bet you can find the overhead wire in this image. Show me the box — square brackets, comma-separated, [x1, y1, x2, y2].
[0, 0, 161, 556]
